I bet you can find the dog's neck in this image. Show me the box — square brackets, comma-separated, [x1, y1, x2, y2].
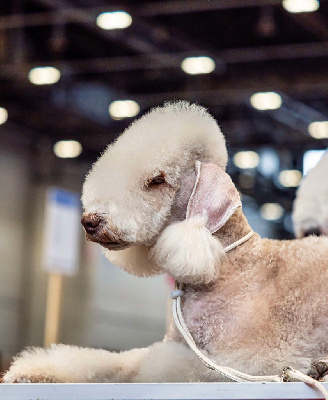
[214, 207, 253, 249]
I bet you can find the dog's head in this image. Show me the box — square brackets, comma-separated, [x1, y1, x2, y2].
[82, 101, 241, 284]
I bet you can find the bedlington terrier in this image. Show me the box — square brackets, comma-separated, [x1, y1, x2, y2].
[3, 102, 328, 384]
[293, 152, 328, 238]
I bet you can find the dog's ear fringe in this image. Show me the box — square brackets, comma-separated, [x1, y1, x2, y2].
[102, 245, 161, 277]
[149, 216, 225, 285]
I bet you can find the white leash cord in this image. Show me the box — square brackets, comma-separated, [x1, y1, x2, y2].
[223, 230, 254, 253]
[171, 231, 328, 399]
[172, 290, 280, 383]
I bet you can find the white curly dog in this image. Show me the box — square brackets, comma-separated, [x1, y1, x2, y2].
[3, 102, 328, 386]
[293, 152, 328, 238]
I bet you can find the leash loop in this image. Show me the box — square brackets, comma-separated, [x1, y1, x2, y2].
[170, 289, 185, 299]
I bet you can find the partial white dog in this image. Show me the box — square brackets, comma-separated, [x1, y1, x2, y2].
[3, 102, 328, 384]
[293, 152, 328, 238]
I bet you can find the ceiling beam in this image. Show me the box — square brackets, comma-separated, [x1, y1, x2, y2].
[130, 83, 328, 107]
[282, 9, 328, 41]
[0, 0, 283, 30]
[1, 40, 328, 79]
[139, 0, 281, 16]
[264, 95, 328, 137]
[27, 0, 227, 64]
[222, 41, 328, 63]
[29, 0, 159, 54]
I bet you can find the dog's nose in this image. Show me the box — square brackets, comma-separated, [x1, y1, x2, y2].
[81, 214, 102, 234]
[304, 228, 322, 237]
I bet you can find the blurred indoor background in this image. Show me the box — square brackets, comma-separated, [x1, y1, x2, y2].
[0, 0, 327, 374]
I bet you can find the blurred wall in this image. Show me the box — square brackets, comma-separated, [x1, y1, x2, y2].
[0, 135, 32, 358]
[84, 249, 169, 351]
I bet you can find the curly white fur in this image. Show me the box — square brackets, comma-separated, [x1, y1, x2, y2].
[102, 245, 160, 277]
[3, 342, 219, 383]
[149, 216, 225, 284]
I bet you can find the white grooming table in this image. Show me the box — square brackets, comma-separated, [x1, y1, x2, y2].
[0, 382, 327, 400]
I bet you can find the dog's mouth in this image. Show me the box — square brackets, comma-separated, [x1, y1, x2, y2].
[98, 240, 130, 250]
[85, 233, 130, 250]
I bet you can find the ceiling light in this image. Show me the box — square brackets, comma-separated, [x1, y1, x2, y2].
[278, 169, 302, 187]
[109, 100, 140, 119]
[233, 151, 260, 169]
[0, 107, 8, 125]
[53, 140, 82, 158]
[96, 11, 132, 30]
[308, 121, 328, 139]
[260, 203, 284, 221]
[282, 0, 319, 13]
[28, 66, 61, 85]
[181, 56, 215, 75]
[250, 92, 282, 110]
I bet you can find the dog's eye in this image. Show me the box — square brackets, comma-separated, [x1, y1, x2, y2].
[148, 174, 166, 186]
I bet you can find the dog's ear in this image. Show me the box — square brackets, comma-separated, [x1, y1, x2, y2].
[149, 215, 225, 284]
[187, 161, 241, 233]
[149, 162, 241, 285]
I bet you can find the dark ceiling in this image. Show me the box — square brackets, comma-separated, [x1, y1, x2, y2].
[1, 0, 328, 237]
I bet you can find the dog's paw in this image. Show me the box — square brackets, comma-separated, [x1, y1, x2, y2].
[2, 346, 62, 384]
[2, 372, 56, 383]
[308, 360, 328, 381]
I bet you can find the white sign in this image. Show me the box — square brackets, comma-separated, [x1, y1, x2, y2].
[42, 188, 81, 275]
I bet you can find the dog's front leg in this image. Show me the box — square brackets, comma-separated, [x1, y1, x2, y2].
[2, 341, 219, 383]
[2, 344, 147, 383]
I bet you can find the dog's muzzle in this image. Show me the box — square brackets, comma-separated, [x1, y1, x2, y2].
[81, 212, 130, 250]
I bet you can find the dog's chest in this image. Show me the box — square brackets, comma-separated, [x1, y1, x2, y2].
[182, 286, 251, 349]
[179, 274, 278, 357]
